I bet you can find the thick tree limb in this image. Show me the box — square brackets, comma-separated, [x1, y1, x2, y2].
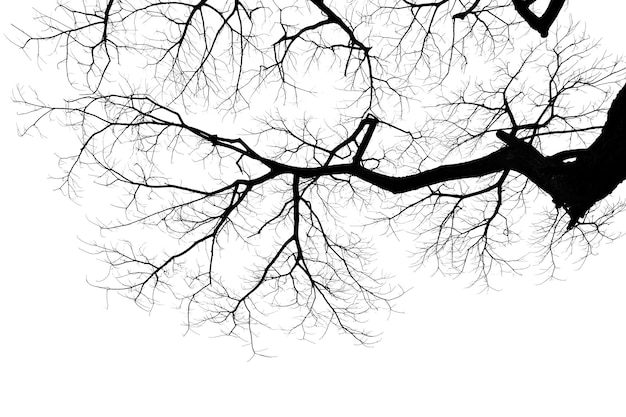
[331, 84, 626, 228]
[512, 0, 566, 37]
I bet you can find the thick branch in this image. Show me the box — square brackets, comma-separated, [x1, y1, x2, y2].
[352, 149, 511, 193]
[272, 83, 626, 229]
[512, 0, 566, 37]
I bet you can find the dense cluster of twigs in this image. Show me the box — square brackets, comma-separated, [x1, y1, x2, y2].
[13, 0, 626, 351]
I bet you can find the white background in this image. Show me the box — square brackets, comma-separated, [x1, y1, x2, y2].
[2, 1, 626, 416]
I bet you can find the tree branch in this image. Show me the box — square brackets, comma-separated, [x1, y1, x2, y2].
[512, 0, 566, 37]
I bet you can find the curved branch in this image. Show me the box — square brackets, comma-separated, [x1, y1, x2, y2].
[512, 0, 566, 37]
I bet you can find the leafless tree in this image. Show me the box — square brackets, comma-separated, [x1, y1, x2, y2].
[13, 0, 626, 351]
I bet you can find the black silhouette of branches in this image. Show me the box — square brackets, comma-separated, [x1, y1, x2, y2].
[13, 0, 626, 351]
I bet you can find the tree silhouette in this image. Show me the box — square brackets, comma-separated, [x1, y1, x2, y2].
[14, 0, 626, 350]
